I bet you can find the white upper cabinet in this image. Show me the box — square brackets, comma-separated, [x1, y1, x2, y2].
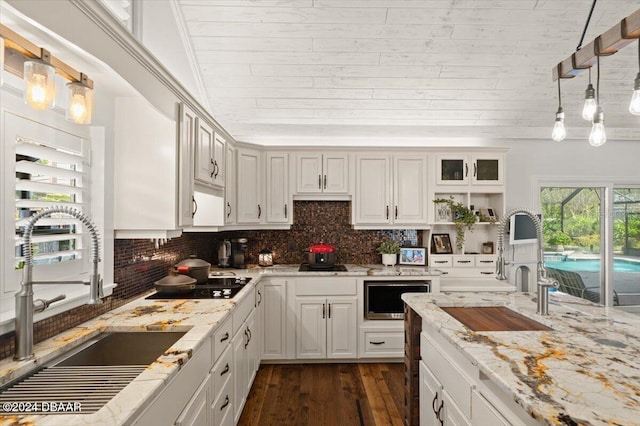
[265, 152, 290, 224]
[236, 148, 263, 224]
[295, 152, 349, 194]
[354, 154, 428, 226]
[114, 97, 184, 238]
[224, 144, 236, 225]
[436, 153, 504, 187]
[177, 103, 196, 228]
[194, 119, 225, 189]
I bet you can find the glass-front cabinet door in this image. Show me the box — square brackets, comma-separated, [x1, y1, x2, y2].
[471, 155, 503, 185]
[436, 154, 503, 186]
[436, 155, 469, 185]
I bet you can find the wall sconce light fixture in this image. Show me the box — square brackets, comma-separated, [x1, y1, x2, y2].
[0, 24, 94, 124]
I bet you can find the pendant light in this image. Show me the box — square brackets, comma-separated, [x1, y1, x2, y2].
[23, 51, 56, 111]
[589, 56, 606, 147]
[551, 71, 566, 142]
[582, 68, 597, 121]
[66, 74, 93, 124]
[629, 40, 640, 116]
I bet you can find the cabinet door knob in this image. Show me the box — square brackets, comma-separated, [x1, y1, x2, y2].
[220, 332, 229, 342]
[284, 203, 288, 218]
[220, 395, 230, 411]
[318, 174, 322, 189]
[220, 363, 230, 376]
[386, 205, 389, 220]
[192, 196, 197, 218]
[323, 174, 327, 189]
[227, 202, 231, 218]
[328, 303, 331, 318]
[473, 162, 477, 177]
[395, 205, 398, 219]
[465, 162, 468, 177]
[258, 204, 262, 218]
[322, 303, 326, 319]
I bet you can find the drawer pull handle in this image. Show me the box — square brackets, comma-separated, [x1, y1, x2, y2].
[440, 271, 449, 275]
[220, 363, 230, 376]
[220, 332, 229, 342]
[479, 260, 493, 263]
[481, 271, 494, 275]
[457, 260, 472, 263]
[220, 395, 230, 411]
[432, 392, 439, 414]
[369, 341, 385, 345]
[434, 261, 448, 264]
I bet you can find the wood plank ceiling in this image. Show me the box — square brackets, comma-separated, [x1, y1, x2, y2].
[174, 0, 640, 145]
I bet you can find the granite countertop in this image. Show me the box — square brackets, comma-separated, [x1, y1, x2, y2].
[0, 280, 258, 425]
[244, 263, 440, 276]
[402, 291, 640, 426]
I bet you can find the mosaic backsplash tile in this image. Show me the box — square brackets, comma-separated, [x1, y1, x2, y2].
[0, 201, 421, 359]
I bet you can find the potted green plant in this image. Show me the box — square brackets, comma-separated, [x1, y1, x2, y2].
[433, 197, 476, 252]
[377, 240, 400, 266]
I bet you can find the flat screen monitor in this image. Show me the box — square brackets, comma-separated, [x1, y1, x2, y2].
[509, 213, 541, 245]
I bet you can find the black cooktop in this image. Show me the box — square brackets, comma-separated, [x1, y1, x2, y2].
[298, 264, 348, 272]
[146, 277, 251, 300]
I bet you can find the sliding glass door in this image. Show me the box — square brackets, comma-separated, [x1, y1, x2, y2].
[540, 185, 640, 308]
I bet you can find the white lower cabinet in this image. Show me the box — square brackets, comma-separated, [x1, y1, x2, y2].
[262, 278, 288, 360]
[232, 308, 258, 423]
[419, 324, 538, 426]
[175, 374, 210, 426]
[295, 296, 357, 359]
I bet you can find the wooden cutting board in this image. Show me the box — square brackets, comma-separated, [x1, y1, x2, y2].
[441, 307, 552, 331]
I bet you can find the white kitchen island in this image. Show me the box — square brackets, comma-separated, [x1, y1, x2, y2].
[402, 291, 640, 426]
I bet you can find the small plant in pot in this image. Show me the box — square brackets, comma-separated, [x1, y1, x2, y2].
[433, 197, 476, 252]
[378, 240, 400, 266]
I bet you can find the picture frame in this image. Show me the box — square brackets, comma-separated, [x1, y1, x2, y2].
[431, 234, 453, 255]
[481, 241, 494, 254]
[399, 247, 426, 266]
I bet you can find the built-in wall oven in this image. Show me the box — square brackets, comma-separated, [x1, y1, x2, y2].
[364, 280, 430, 320]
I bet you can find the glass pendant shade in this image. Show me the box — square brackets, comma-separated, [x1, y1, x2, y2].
[582, 83, 597, 120]
[629, 73, 640, 116]
[66, 81, 93, 124]
[24, 60, 56, 110]
[551, 108, 566, 142]
[589, 108, 606, 147]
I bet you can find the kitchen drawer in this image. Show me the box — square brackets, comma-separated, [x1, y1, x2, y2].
[420, 332, 474, 419]
[232, 287, 255, 335]
[453, 255, 475, 267]
[295, 278, 357, 296]
[212, 370, 233, 426]
[211, 345, 232, 399]
[429, 256, 452, 268]
[363, 331, 403, 355]
[212, 316, 232, 362]
[475, 255, 497, 267]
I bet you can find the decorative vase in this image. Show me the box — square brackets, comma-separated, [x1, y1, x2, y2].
[381, 253, 397, 266]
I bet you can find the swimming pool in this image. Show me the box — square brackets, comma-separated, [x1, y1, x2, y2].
[544, 258, 640, 273]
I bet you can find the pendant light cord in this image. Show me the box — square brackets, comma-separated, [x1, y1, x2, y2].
[596, 55, 600, 104]
[577, 0, 598, 51]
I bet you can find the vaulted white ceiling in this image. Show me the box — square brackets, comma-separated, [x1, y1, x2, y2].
[173, 1, 640, 145]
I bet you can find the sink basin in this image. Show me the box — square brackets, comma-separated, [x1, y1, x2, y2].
[56, 331, 187, 366]
[441, 307, 552, 331]
[0, 331, 187, 414]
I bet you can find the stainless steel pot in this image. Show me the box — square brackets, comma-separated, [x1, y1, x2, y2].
[154, 274, 197, 294]
[175, 256, 211, 284]
[306, 243, 337, 268]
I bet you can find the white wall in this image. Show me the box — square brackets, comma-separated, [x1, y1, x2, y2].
[504, 139, 640, 211]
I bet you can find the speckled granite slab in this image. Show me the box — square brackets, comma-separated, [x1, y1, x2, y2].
[402, 291, 640, 426]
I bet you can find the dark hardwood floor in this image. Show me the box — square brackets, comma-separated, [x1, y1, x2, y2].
[238, 363, 404, 426]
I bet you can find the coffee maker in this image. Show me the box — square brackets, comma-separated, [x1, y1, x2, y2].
[230, 238, 248, 269]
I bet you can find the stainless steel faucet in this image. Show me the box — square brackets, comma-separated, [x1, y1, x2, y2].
[14, 206, 104, 360]
[496, 208, 558, 315]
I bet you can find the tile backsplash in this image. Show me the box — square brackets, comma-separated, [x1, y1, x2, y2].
[0, 201, 421, 359]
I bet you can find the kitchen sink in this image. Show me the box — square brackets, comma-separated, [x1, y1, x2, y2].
[441, 306, 553, 331]
[0, 331, 187, 414]
[55, 331, 187, 366]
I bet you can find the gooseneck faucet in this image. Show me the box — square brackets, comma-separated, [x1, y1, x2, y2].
[496, 208, 558, 315]
[15, 207, 104, 361]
